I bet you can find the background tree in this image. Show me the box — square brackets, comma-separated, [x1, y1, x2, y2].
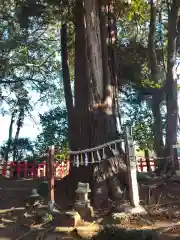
[35, 107, 68, 154]
[0, 137, 34, 161]
[165, 0, 179, 168]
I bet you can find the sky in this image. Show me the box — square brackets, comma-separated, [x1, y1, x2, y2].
[0, 92, 50, 145]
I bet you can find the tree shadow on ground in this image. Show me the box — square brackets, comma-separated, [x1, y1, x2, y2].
[0, 208, 31, 240]
[96, 214, 180, 240]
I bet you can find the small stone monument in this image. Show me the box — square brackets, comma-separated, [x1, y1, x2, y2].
[74, 182, 94, 220]
[122, 126, 146, 215]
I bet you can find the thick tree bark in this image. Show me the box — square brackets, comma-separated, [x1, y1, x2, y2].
[61, 0, 128, 209]
[165, 0, 179, 169]
[62, 0, 94, 203]
[84, 0, 104, 101]
[99, 1, 111, 94]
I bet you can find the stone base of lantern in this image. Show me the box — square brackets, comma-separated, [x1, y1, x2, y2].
[74, 203, 94, 221]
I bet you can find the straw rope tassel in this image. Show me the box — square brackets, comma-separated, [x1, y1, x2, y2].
[85, 153, 88, 166]
[76, 154, 80, 167]
[91, 151, 95, 163]
[102, 147, 106, 160]
[73, 155, 76, 166]
[80, 153, 84, 166]
[97, 149, 101, 162]
[114, 142, 118, 156]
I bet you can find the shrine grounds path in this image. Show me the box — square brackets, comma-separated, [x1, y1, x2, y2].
[1, 177, 180, 239]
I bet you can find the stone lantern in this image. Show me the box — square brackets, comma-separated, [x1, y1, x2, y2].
[75, 182, 91, 206]
[25, 188, 41, 209]
[74, 182, 93, 219]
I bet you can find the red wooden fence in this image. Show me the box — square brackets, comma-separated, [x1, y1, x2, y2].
[1, 157, 179, 178]
[0, 161, 70, 179]
[137, 158, 155, 172]
[137, 157, 180, 172]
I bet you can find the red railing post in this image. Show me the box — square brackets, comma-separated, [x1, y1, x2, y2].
[67, 157, 70, 174]
[43, 161, 46, 177]
[24, 162, 27, 178]
[61, 161, 64, 178]
[17, 161, 20, 178]
[32, 160, 35, 178]
[37, 163, 40, 178]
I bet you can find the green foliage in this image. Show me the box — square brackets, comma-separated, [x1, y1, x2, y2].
[55, 141, 69, 161]
[121, 87, 154, 150]
[35, 107, 68, 154]
[0, 137, 34, 161]
[0, 0, 64, 108]
[116, 0, 149, 41]
[141, 79, 162, 89]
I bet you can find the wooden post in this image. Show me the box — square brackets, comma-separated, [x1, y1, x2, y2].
[46, 156, 48, 179]
[48, 145, 55, 202]
[124, 126, 140, 207]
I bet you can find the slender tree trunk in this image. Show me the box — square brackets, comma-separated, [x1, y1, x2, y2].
[144, 149, 151, 173]
[61, 23, 74, 148]
[5, 111, 16, 161]
[12, 109, 24, 161]
[148, 1, 164, 159]
[165, 0, 179, 169]
[152, 97, 164, 157]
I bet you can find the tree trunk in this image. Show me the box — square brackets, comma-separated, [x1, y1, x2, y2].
[60, 23, 74, 148]
[12, 109, 24, 161]
[62, 0, 128, 209]
[4, 111, 16, 161]
[144, 149, 151, 173]
[165, 0, 179, 169]
[152, 95, 164, 158]
[61, 0, 94, 203]
[148, 1, 164, 160]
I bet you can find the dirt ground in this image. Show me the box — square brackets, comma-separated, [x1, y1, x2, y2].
[1, 176, 180, 240]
